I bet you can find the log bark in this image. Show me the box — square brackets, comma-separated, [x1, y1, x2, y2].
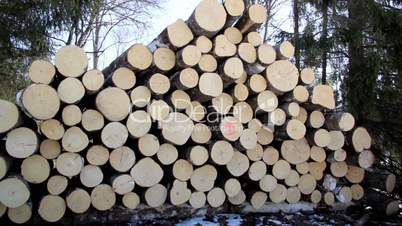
[148, 19, 193, 50]
[235, 4, 267, 33]
[325, 112, 355, 132]
[364, 169, 396, 193]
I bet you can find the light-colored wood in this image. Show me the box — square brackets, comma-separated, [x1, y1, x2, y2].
[310, 85, 335, 109]
[265, 60, 299, 94]
[245, 32, 263, 47]
[248, 118, 262, 133]
[224, 27, 243, 44]
[275, 41, 295, 59]
[330, 161, 348, 178]
[212, 93, 233, 114]
[310, 190, 322, 204]
[150, 19, 193, 50]
[80, 165, 103, 188]
[101, 122, 128, 149]
[251, 191, 267, 209]
[246, 143, 263, 161]
[177, 45, 201, 68]
[327, 149, 347, 162]
[173, 159, 193, 181]
[7, 203, 32, 224]
[300, 68, 315, 85]
[191, 123, 211, 144]
[237, 128, 257, 150]
[122, 192, 140, 209]
[233, 101, 253, 124]
[188, 145, 209, 166]
[197, 54, 217, 72]
[251, 90, 278, 113]
[169, 90, 191, 110]
[327, 131, 345, 151]
[21, 84, 60, 120]
[148, 73, 171, 95]
[0, 177, 30, 208]
[235, 71, 248, 84]
[111, 174, 135, 195]
[191, 164, 217, 192]
[283, 119, 307, 140]
[109, 146, 136, 172]
[61, 105, 82, 126]
[0, 154, 11, 180]
[171, 68, 199, 90]
[358, 150, 375, 169]
[207, 187, 226, 207]
[309, 162, 326, 180]
[285, 170, 300, 187]
[66, 188, 91, 214]
[235, 4, 267, 33]
[238, 42, 257, 64]
[219, 116, 243, 141]
[21, 154, 50, 184]
[281, 102, 300, 117]
[82, 69, 104, 93]
[189, 191, 206, 208]
[56, 152, 84, 177]
[138, 134, 160, 157]
[220, 57, 244, 82]
[6, 127, 38, 159]
[47, 175, 68, 195]
[269, 184, 287, 204]
[286, 187, 301, 204]
[57, 77, 85, 104]
[226, 151, 249, 177]
[144, 184, 167, 207]
[96, 87, 132, 122]
[310, 146, 326, 162]
[262, 146, 279, 165]
[257, 126, 274, 145]
[40, 119, 64, 140]
[232, 83, 249, 102]
[28, 59, 55, 84]
[298, 174, 316, 195]
[81, 109, 104, 132]
[160, 112, 194, 145]
[153, 48, 176, 72]
[325, 112, 355, 132]
[211, 140, 234, 165]
[257, 43, 276, 65]
[157, 143, 178, 165]
[272, 159, 291, 180]
[228, 190, 246, 205]
[195, 36, 213, 53]
[345, 165, 365, 184]
[296, 162, 310, 175]
[293, 107, 308, 123]
[55, 45, 87, 77]
[86, 145, 109, 166]
[248, 74, 267, 94]
[307, 110, 325, 128]
[224, 178, 241, 197]
[111, 67, 136, 90]
[352, 127, 371, 152]
[198, 72, 223, 99]
[213, 35, 237, 58]
[266, 108, 286, 126]
[188, 0, 227, 37]
[147, 100, 170, 121]
[224, 0, 245, 26]
[185, 101, 206, 122]
[259, 174, 277, 192]
[308, 128, 331, 148]
[90, 184, 116, 211]
[130, 86, 151, 108]
[351, 184, 364, 201]
[0, 100, 20, 134]
[170, 180, 191, 206]
[283, 85, 309, 103]
[248, 161, 267, 181]
[324, 192, 335, 205]
[38, 195, 66, 222]
[335, 186, 352, 203]
[62, 126, 89, 153]
[130, 157, 163, 187]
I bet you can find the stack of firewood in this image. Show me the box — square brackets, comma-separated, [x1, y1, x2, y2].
[0, 0, 398, 224]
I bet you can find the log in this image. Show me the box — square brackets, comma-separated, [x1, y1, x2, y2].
[366, 189, 400, 216]
[109, 67, 136, 90]
[235, 71, 248, 84]
[82, 69, 104, 93]
[47, 175, 68, 195]
[325, 112, 355, 132]
[364, 170, 396, 193]
[171, 68, 199, 90]
[351, 184, 364, 201]
[57, 77, 85, 104]
[275, 41, 295, 59]
[211, 93, 233, 114]
[0, 100, 21, 134]
[351, 127, 371, 152]
[281, 102, 300, 117]
[327, 131, 345, 151]
[101, 122, 128, 149]
[21, 154, 50, 184]
[248, 160, 266, 181]
[213, 35, 237, 58]
[82, 109, 105, 132]
[248, 74, 267, 94]
[111, 174, 135, 195]
[286, 187, 301, 204]
[55, 45, 87, 77]
[195, 36, 213, 53]
[310, 146, 326, 163]
[38, 195, 66, 222]
[157, 143, 178, 165]
[138, 134, 160, 157]
[263, 108, 286, 127]
[7, 203, 32, 224]
[324, 192, 335, 205]
[144, 184, 167, 207]
[28, 59, 56, 84]
[130, 86, 151, 108]
[282, 85, 309, 103]
[197, 54, 218, 72]
[335, 186, 352, 203]
[66, 188, 91, 214]
[147, 100, 171, 121]
[248, 118, 262, 133]
[188, 145, 209, 166]
[56, 152, 84, 177]
[169, 90, 191, 110]
[148, 73, 171, 96]
[187, 0, 227, 37]
[259, 174, 277, 192]
[256, 126, 274, 145]
[237, 128, 257, 150]
[233, 101, 253, 124]
[308, 162, 326, 180]
[20, 84, 60, 120]
[232, 83, 249, 102]
[96, 87, 132, 122]
[310, 85, 335, 109]
[307, 110, 325, 128]
[345, 165, 365, 184]
[278, 119, 306, 140]
[330, 161, 348, 178]
[152, 48, 176, 72]
[80, 165, 103, 188]
[265, 60, 299, 95]
[191, 123, 212, 144]
[173, 159, 193, 181]
[224, 27, 243, 44]
[250, 191, 267, 209]
[285, 170, 300, 187]
[272, 159, 291, 180]
[189, 191, 206, 208]
[296, 162, 309, 175]
[308, 128, 331, 148]
[190, 164, 217, 192]
[40, 119, 64, 140]
[170, 180, 191, 206]
[218, 116, 243, 142]
[357, 150, 375, 169]
[207, 187, 226, 207]
[226, 151, 250, 177]
[40, 139, 62, 160]
[160, 112, 194, 145]
[327, 149, 347, 162]
[245, 44, 276, 74]
[0, 154, 11, 180]
[293, 107, 308, 123]
[228, 190, 246, 205]
[185, 101, 206, 122]
[90, 184, 116, 211]
[109, 146, 136, 172]
[223, 0, 245, 26]
[262, 146, 279, 165]
[220, 57, 244, 83]
[211, 140, 234, 165]
[245, 32, 263, 47]
[61, 104, 82, 126]
[192, 72, 223, 101]
[62, 126, 89, 153]
[298, 174, 317, 195]
[0, 177, 30, 208]
[250, 90, 278, 113]
[6, 127, 38, 159]
[149, 19, 193, 50]
[310, 190, 322, 204]
[238, 42, 257, 64]
[269, 184, 287, 203]
[130, 157, 163, 187]
[300, 68, 315, 85]
[86, 145, 109, 166]
[224, 178, 241, 197]
[246, 143, 263, 161]
[122, 192, 140, 209]
[235, 4, 267, 33]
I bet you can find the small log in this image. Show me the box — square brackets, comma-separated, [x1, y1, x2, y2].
[246, 143, 263, 161]
[38, 195, 66, 222]
[56, 152, 84, 177]
[285, 170, 300, 187]
[228, 190, 246, 205]
[211, 140, 234, 165]
[109, 67, 136, 90]
[138, 134, 160, 157]
[191, 123, 212, 144]
[96, 87, 132, 122]
[226, 151, 250, 177]
[308, 162, 326, 180]
[366, 189, 400, 216]
[307, 128, 331, 148]
[238, 42, 257, 64]
[224, 0, 245, 26]
[122, 192, 140, 209]
[224, 27, 243, 44]
[82, 69, 104, 93]
[219, 57, 244, 83]
[259, 174, 277, 192]
[57, 77, 85, 104]
[109, 146, 136, 173]
[281, 102, 300, 118]
[330, 161, 348, 178]
[173, 159, 193, 181]
[40, 142, 62, 160]
[81, 109, 105, 132]
[0, 177, 30, 208]
[218, 116, 243, 141]
[207, 187, 226, 207]
[111, 174, 135, 195]
[147, 73, 171, 96]
[356, 150, 375, 169]
[293, 107, 308, 123]
[224, 178, 241, 197]
[195, 36, 213, 53]
[248, 74, 267, 94]
[310, 146, 326, 162]
[309, 85, 336, 109]
[364, 169, 396, 193]
[306, 110, 325, 128]
[47, 175, 68, 195]
[168, 90, 191, 110]
[90, 184, 116, 211]
[245, 32, 263, 47]
[272, 159, 291, 180]
[296, 162, 310, 175]
[235, 4, 267, 33]
[66, 188, 91, 214]
[250, 191, 267, 209]
[249, 90, 278, 113]
[212, 35, 237, 58]
[256, 126, 274, 145]
[149, 19, 193, 50]
[237, 128, 257, 150]
[345, 165, 365, 184]
[54, 45, 87, 77]
[324, 192, 335, 205]
[351, 184, 364, 201]
[130, 157, 163, 187]
[40, 119, 64, 140]
[171, 68, 199, 90]
[152, 47, 176, 73]
[28, 59, 56, 84]
[130, 86, 151, 108]
[327, 131, 345, 151]
[327, 149, 347, 162]
[191, 72, 223, 102]
[6, 127, 39, 158]
[80, 165, 103, 188]
[21, 154, 50, 184]
[286, 187, 301, 204]
[0, 99, 21, 134]
[170, 180, 191, 206]
[335, 186, 352, 203]
[235, 71, 248, 84]
[277, 119, 306, 140]
[190, 164, 217, 192]
[282, 85, 309, 103]
[300, 68, 315, 85]
[275, 41, 295, 59]
[265, 60, 299, 95]
[61, 105, 82, 126]
[147, 100, 171, 121]
[233, 101, 253, 124]
[185, 101, 206, 122]
[262, 108, 286, 127]
[269, 184, 287, 203]
[310, 190, 322, 204]
[0, 154, 11, 180]
[248, 160, 266, 181]
[157, 143, 178, 165]
[262, 146, 279, 165]
[62, 126, 89, 153]
[86, 145, 109, 166]
[189, 191, 206, 208]
[211, 93, 234, 114]
[232, 83, 249, 102]
[245, 44, 276, 74]
[197, 54, 218, 72]
[248, 118, 262, 133]
[101, 122, 128, 149]
[188, 145, 209, 166]
[298, 174, 317, 195]
[351, 127, 371, 152]
[20, 84, 60, 120]
[160, 112, 194, 145]
[187, 0, 227, 37]
[7, 203, 32, 224]
[325, 112, 355, 132]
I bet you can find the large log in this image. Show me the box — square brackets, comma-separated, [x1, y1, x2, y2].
[82, 69, 104, 93]
[90, 184, 116, 211]
[109, 146, 136, 172]
[57, 77, 85, 104]
[101, 122, 128, 149]
[364, 169, 396, 193]
[47, 175, 68, 195]
[0, 100, 21, 134]
[55, 45, 88, 77]
[148, 19, 194, 50]
[56, 152, 84, 177]
[66, 188, 91, 214]
[265, 60, 299, 95]
[62, 126, 89, 153]
[7, 202, 32, 224]
[223, 0, 245, 26]
[19, 84, 60, 120]
[28, 59, 56, 84]
[130, 158, 163, 187]
[96, 87, 132, 122]
[61, 105, 82, 126]
[187, 0, 227, 37]
[235, 4, 267, 33]
[21, 154, 50, 184]
[157, 143, 178, 165]
[80, 165, 103, 188]
[190, 164, 217, 192]
[6, 127, 38, 158]
[0, 177, 30, 208]
[38, 195, 66, 222]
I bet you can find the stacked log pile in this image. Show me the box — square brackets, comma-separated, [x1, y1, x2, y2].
[0, 0, 399, 223]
